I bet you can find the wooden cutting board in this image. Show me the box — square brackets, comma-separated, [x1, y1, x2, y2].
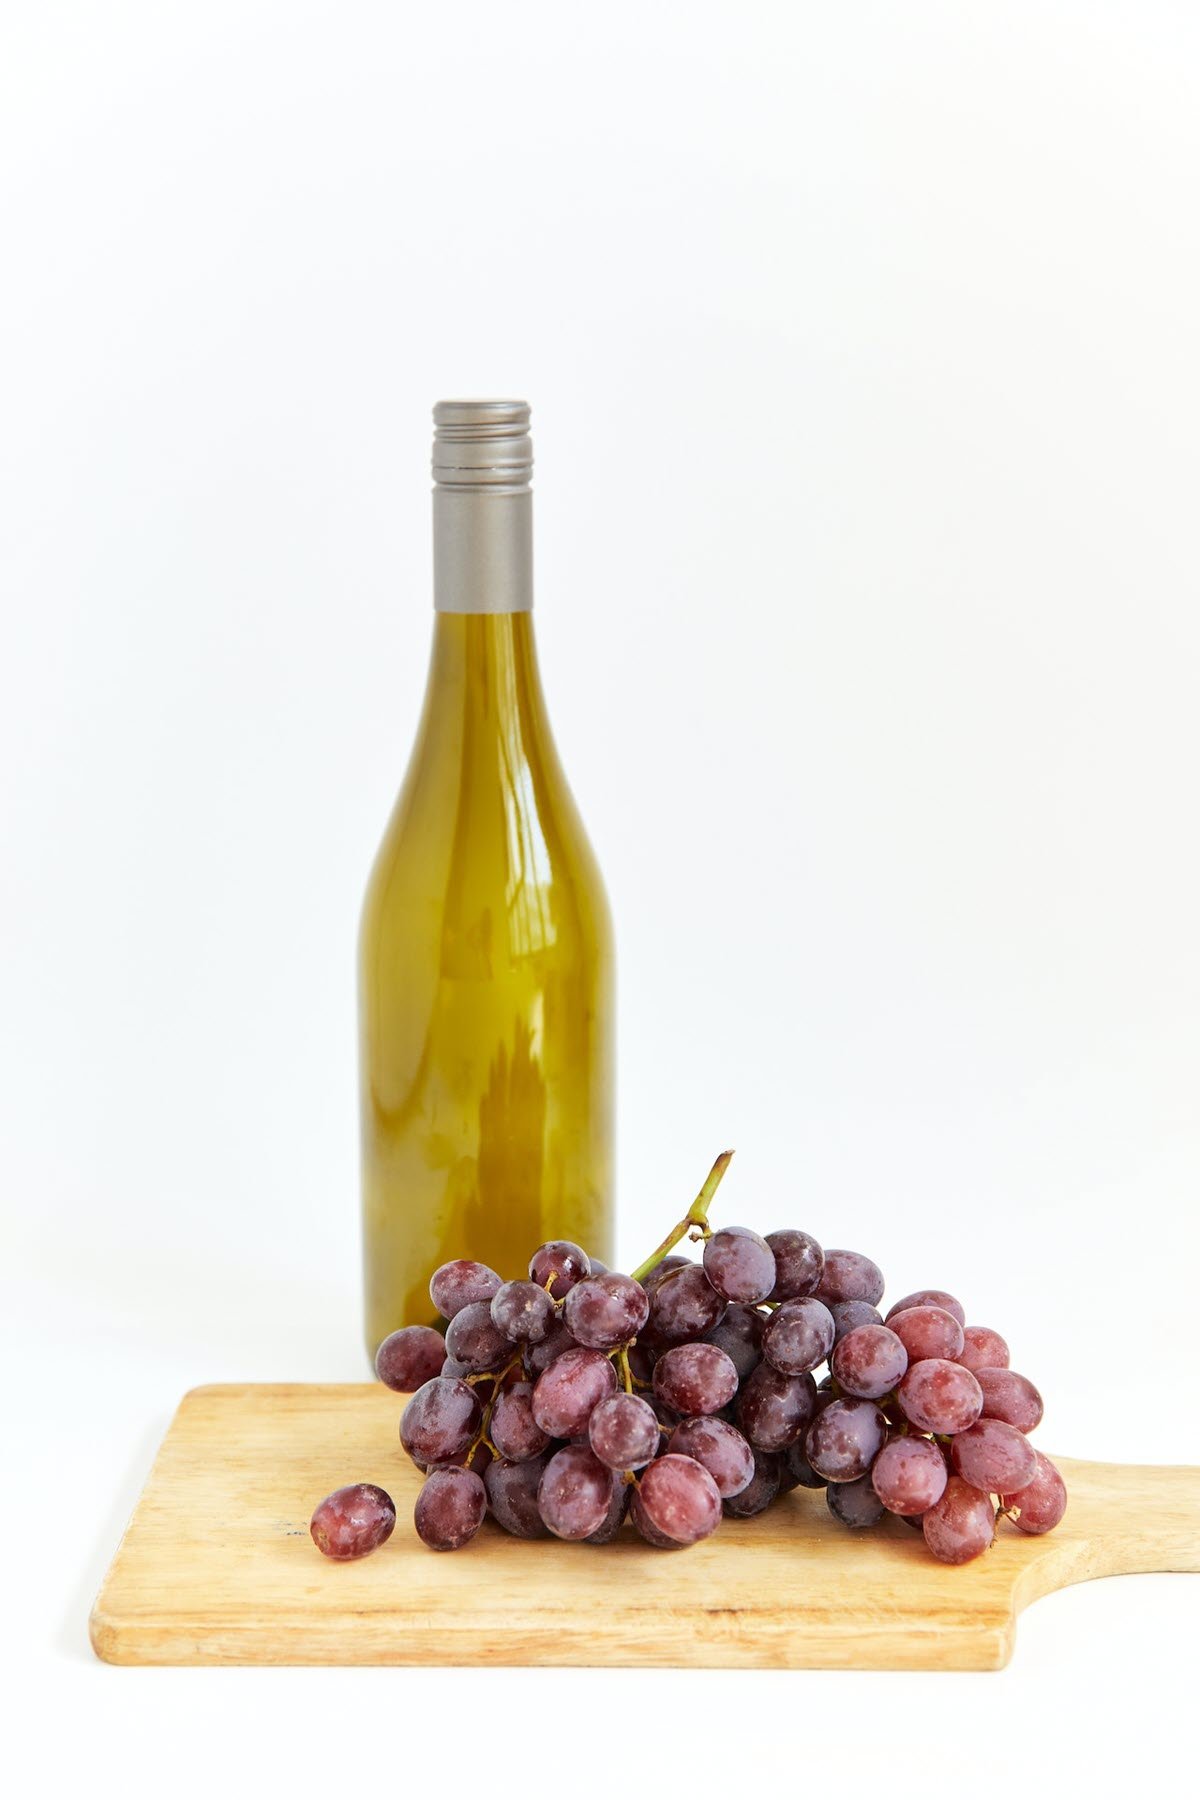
[89, 1382, 1200, 1671]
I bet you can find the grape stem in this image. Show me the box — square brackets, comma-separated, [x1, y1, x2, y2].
[630, 1150, 735, 1285]
[616, 1345, 634, 1395]
[466, 1352, 522, 1460]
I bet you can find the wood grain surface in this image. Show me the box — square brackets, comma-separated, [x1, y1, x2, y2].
[89, 1383, 1200, 1671]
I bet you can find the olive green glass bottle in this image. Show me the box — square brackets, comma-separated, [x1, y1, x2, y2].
[359, 401, 615, 1353]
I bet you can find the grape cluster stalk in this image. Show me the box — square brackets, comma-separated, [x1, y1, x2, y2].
[310, 1153, 1068, 1563]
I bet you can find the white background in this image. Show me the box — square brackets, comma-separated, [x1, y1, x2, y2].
[3, 0, 1198, 1791]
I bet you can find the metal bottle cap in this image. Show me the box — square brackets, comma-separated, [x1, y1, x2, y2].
[432, 399, 533, 489]
[431, 400, 534, 611]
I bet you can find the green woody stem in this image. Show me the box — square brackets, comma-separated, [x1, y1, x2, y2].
[630, 1151, 735, 1285]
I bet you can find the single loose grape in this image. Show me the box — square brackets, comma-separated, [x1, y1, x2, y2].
[649, 1264, 727, 1340]
[736, 1361, 818, 1451]
[490, 1280, 555, 1345]
[765, 1228, 825, 1301]
[831, 1324, 908, 1400]
[976, 1368, 1044, 1433]
[705, 1303, 764, 1381]
[703, 1226, 777, 1304]
[414, 1466, 487, 1551]
[951, 1417, 1038, 1495]
[922, 1475, 996, 1564]
[528, 1240, 591, 1300]
[804, 1397, 888, 1483]
[400, 1377, 483, 1466]
[956, 1325, 1010, 1372]
[761, 1297, 836, 1376]
[896, 1358, 983, 1435]
[815, 1249, 885, 1307]
[669, 1416, 756, 1499]
[827, 1474, 886, 1529]
[430, 1260, 502, 1320]
[588, 1392, 661, 1471]
[489, 1380, 551, 1463]
[537, 1444, 615, 1540]
[887, 1305, 965, 1365]
[531, 1345, 618, 1439]
[634, 1454, 723, 1546]
[563, 1272, 650, 1350]
[870, 1435, 948, 1515]
[484, 1455, 550, 1539]
[653, 1342, 740, 1417]
[1001, 1451, 1068, 1534]
[722, 1448, 783, 1517]
[310, 1484, 396, 1560]
[885, 1288, 965, 1328]
[829, 1300, 883, 1343]
[374, 1325, 447, 1393]
[444, 1301, 515, 1373]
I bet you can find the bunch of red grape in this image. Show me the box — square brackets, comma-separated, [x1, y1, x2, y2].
[312, 1163, 1067, 1563]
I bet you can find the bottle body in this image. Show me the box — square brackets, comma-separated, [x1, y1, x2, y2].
[359, 609, 614, 1350]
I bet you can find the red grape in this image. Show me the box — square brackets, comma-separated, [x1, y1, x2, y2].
[805, 1397, 888, 1482]
[489, 1380, 551, 1462]
[827, 1474, 886, 1529]
[523, 1316, 579, 1377]
[584, 1473, 631, 1544]
[634, 1454, 722, 1545]
[829, 1300, 882, 1342]
[490, 1280, 555, 1345]
[484, 1455, 550, 1539]
[400, 1376, 483, 1465]
[528, 1240, 591, 1300]
[888, 1305, 965, 1365]
[951, 1417, 1038, 1494]
[563, 1272, 650, 1350]
[831, 1324, 908, 1400]
[976, 1368, 1043, 1433]
[705, 1302, 764, 1381]
[766, 1228, 825, 1300]
[669, 1416, 756, 1498]
[761, 1297, 836, 1375]
[537, 1444, 614, 1540]
[588, 1392, 661, 1470]
[703, 1226, 777, 1304]
[414, 1467, 487, 1551]
[430, 1260, 501, 1319]
[530, 1345, 618, 1438]
[722, 1448, 782, 1516]
[957, 1325, 1010, 1373]
[885, 1288, 965, 1327]
[922, 1475, 996, 1564]
[871, 1435, 948, 1515]
[310, 1484, 396, 1560]
[816, 1249, 885, 1307]
[736, 1361, 818, 1451]
[653, 1342, 739, 1417]
[1001, 1450, 1067, 1534]
[640, 1254, 691, 1296]
[784, 1439, 827, 1489]
[374, 1325, 446, 1393]
[649, 1264, 726, 1340]
[896, 1358, 983, 1434]
[444, 1301, 514, 1373]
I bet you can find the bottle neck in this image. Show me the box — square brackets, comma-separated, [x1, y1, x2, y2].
[422, 610, 548, 740]
[433, 486, 533, 615]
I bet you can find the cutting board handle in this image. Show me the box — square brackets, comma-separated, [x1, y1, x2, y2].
[1062, 1460, 1200, 1577]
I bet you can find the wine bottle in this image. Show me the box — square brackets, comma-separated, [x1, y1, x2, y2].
[359, 401, 615, 1351]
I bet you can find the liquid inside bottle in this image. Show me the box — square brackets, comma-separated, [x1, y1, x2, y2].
[358, 402, 614, 1353]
